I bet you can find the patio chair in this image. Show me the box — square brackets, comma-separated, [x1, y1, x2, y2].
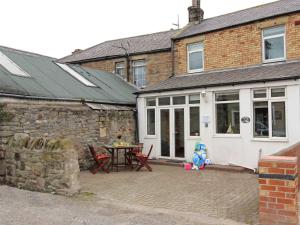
[88, 145, 111, 174]
[125, 143, 143, 166]
[135, 144, 153, 172]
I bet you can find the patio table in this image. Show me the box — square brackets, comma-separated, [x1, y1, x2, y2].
[104, 145, 138, 172]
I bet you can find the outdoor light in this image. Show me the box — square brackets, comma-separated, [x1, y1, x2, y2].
[201, 90, 207, 98]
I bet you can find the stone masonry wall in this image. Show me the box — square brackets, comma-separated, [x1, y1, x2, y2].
[81, 51, 172, 86]
[0, 100, 136, 170]
[175, 12, 300, 75]
[2, 134, 80, 195]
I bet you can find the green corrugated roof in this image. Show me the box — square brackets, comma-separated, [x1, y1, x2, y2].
[0, 46, 137, 105]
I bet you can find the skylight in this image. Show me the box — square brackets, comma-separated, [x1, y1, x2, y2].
[56, 63, 96, 87]
[0, 51, 30, 77]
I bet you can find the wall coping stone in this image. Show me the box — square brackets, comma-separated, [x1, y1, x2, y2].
[260, 156, 297, 163]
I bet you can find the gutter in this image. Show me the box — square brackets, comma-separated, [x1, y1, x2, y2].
[0, 93, 136, 107]
[173, 10, 300, 41]
[134, 76, 300, 95]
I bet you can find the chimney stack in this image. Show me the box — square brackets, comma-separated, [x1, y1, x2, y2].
[188, 0, 204, 23]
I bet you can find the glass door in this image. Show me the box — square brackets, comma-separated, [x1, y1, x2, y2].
[160, 109, 170, 157]
[174, 108, 185, 158]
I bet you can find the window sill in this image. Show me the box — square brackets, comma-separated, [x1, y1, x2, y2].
[251, 138, 288, 143]
[213, 134, 241, 138]
[188, 69, 204, 74]
[263, 58, 286, 64]
[186, 136, 201, 140]
[144, 135, 157, 139]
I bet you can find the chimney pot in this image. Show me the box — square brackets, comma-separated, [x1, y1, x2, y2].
[189, 0, 204, 23]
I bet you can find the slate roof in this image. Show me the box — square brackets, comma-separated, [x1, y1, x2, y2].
[137, 61, 300, 94]
[59, 29, 180, 63]
[0, 46, 137, 105]
[176, 0, 300, 39]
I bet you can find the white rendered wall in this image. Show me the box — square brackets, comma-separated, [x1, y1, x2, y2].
[137, 80, 300, 169]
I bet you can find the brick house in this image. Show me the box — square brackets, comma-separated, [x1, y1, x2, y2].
[59, 30, 179, 88]
[136, 0, 300, 170]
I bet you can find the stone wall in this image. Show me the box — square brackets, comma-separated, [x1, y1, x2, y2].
[0, 100, 136, 169]
[1, 134, 80, 195]
[174, 12, 300, 75]
[81, 51, 172, 86]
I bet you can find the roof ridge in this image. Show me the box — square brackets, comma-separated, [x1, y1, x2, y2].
[203, 0, 281, 21]
[0, 45, 57, 60]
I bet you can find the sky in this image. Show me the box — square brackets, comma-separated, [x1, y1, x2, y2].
[1, 0, 276, 58]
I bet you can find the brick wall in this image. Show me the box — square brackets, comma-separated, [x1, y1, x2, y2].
[259, 156, 298, 225]
[175, 12, 300, 75]
[274, 142, 300, 190]
[81, 51, 172, 86]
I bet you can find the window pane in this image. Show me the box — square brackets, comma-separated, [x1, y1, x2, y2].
[264, 36, 285, 60]
[115, 62, 125, 78]
[216, 103, 240, 134]
[146, 98, 156, 106]
[254, 102, 269, 138]
[216, 92, 239, 102]
[173, 96, 186, 105]
[272, 102, 286, 137]
[190, 107, 200, 136]
[263, 26, 285, 37]
[189, 94, 200, 104]
[189, 51, 203, 71]
[254, 90, 267, 98]
[188, 43, 203, 52]
[147, 109, 155, 135]
[158, 97, 170, 106]
[271, 88, 285, 98]
[133, 61, 146, 88]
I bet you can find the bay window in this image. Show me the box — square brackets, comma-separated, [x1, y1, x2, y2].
[253, 88, 286, 138]
[189, 94, 200, 136]
[215, 91, 240, 134]
[146, 98, 156, 136]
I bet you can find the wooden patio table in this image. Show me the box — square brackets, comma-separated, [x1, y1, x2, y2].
[104, 145, 138, 172]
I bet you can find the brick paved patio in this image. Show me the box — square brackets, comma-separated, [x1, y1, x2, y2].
[80, 165, 259, 224]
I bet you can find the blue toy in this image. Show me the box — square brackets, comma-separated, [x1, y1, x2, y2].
[192, 143, 207, 170]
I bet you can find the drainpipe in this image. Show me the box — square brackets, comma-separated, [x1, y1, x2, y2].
[134, 95, 139, 144]
[171, 39, 175, 77]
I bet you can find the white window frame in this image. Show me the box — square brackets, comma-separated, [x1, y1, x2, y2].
[115, 61, 126, 79]
[145, 98, 156, 137]
[133, 60, 146, 88]
[262, 25, 286, 63]
[214, 91, 240, 137]
[188, 94, 201, 138]
[187, 42, 204, 73]
[252, 87, 287, 140]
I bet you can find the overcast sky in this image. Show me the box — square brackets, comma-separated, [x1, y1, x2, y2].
[1, 0, 276, 58]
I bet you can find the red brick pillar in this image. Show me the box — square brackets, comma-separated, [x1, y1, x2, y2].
[259, 156, 298, 225]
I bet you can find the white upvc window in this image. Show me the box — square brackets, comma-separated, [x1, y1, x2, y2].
[215, 91, 240, 135]
[115, 62, 126, 80]
[252, 88, 286, 139]
[146, 98, 156, 136]
[189, 94, 200, 137]
[133, 60, 146, 88]
[187, 42, 204, 73]
[262, 26, 286, 63]
[0, 51, 30, 77]
[56, 63, 96, 87]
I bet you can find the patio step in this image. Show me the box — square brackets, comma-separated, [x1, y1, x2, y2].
[148, 159, 254, 173]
